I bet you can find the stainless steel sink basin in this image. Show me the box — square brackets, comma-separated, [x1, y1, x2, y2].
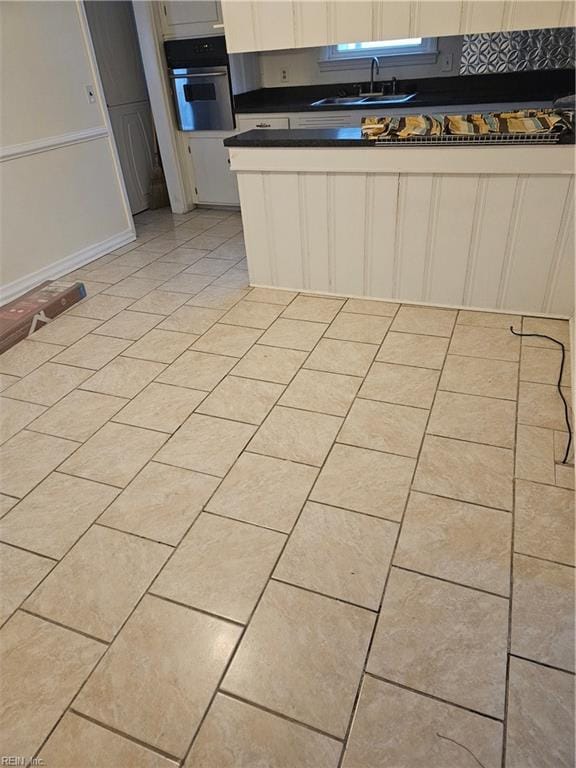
[311, 93, 416, 108]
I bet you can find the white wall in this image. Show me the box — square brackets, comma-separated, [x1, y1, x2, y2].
[257, 36, 463, 87]
[0, 1, 134, 302]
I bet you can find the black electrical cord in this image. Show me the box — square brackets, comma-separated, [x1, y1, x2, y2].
[510, 326, 572, 464]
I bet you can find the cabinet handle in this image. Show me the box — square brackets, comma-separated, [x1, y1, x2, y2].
[256, 123, 271, 128]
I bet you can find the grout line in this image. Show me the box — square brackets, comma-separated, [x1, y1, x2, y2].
[391, 565, 510, 601]
[269, 577, 379, 614]
[146, 591, 245, 629]
[19, 608, 110, 646]
[507, 653, 575, 677]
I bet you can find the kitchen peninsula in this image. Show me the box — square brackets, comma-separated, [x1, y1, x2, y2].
[225, 130, 574, 317]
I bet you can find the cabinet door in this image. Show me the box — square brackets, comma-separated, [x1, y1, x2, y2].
[294, 1, 329, 48]
[253, 1, 296, 51]
[504, 0, 565, 30]
[373, 1, 411, 41]
[329, 1, 374, 45]
[109, 102, 155, 215]
[161, 0, 223, 39]
[411, 1, 463, 37]
[189, 136, 240, 206]
[221, 1, 256, 52]
[459, 1, 506, 34]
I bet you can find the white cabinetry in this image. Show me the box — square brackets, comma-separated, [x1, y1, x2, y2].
[222, 0, 574, 53]
[161, 0, 223, 39]
[188, 133, 239, 206]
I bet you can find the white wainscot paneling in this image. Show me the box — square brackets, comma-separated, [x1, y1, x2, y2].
[236, 166, 574, 317]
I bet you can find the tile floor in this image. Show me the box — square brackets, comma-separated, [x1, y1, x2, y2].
[0, 206, 574, 767]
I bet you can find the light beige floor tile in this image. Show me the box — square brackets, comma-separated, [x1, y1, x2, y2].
[111, 250, 163, 268]
[232, 344, 306, 384]
[93, 310, 161, 341]
[449, 325, 520, 361]
[184, 233, 229, 250]
[367, 568, 508, 718]
[187, 285, 249, 310]
[0, 544, 54, 626]
[246, 287, 297, 305]
[506, 657, 574, 768]
[325, 313, 391, 344]
[86, 264, 139, 283]
[0, 495, 17, 518]
[414, 435, 514, 510]
[457, 309, 521, 329]
[67, 293, 134, 321]
[275, 502, 397, 609]
[122, 329, 197, 364]
[521, 317, 571, 349]
[160, 274, 214, 294]
[196, 375, 283, 425]
[439, 354, 518, 400]
[28, 389, 126, 443]
[159, 306, 224, 335]
[32, 316, 102, 346]
[279, 369, 360, 417]
[206, 452, 317, 532]
[75, 595, 240, 757]
[156, 413, 255, 476]
[113, 382, 205, 433]
[0, 340, 64, 377]
[339, 399, 427, 459]
[394, 492, 511, 595]
[304, 338, 377, 377]
[25, 526, 171, 641]
[521, 345, 570, 385]
[128, 290, 191, 315]
[0, 612, 104, 757]
[80, 356, 165, 398]
[192, 323, 263, 357]
[342, 675, 502, 768]
[153, 513, 285, 623]
[514, 480, 574, 566]
[0, 430, 78, 497]
[428, 390, 516, 448]
[133, 261, 186, 281]
[186, 257, 238, 276]
[343, 298, 399, 317]
[518, 381, 571, 431]
[556, 463, 575, 489]
[249, 406, 342, 466]
[157, 350, 235, 391]
[0, 373, 19, 391]
[360, 362, 439, 409]
[0, 398, 46, 444]
[511, 554, 574, 671]
[515, 424, 556, 484]
[376, 331, 448, 369]
[60, 421, 166, 487]
[104, 277, 163, 299]
[391, 305, 456, 337]
[186, 693, 340, 768]
[0, 473, 118, 559]
[53, 333, 131, 370]
[79, 279, 114, 297]
[259, 318, 327, 351]
[222, 581, 374, 738]
[554, 430, 573, 464]
[311, 444, 414, 521]
[282, 296, 344, 323]
[100, 462, 218, 545]
[39, 713, 178, 768]
[221, 300, 283, 329]
[2, 362, 91, 406]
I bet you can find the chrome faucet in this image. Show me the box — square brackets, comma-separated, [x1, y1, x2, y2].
[369, 57, 380, 94]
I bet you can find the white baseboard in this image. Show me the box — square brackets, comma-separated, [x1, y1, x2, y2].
[0, 228, 135, 306]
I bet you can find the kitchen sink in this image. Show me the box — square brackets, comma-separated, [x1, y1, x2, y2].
[311, 93, 416, 107]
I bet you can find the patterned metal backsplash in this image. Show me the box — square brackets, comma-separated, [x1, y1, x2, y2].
[460, 27, 575, 75]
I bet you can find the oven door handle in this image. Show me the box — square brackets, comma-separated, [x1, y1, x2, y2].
[169, 72, 227, 78]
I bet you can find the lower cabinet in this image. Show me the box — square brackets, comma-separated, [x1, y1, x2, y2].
[108, 101, 155, 215]
[188, 133, 240, 206]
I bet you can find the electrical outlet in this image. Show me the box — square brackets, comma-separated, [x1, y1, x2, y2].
[440, 53, 453, 72]
[85, 85, 96, 103]
[280, 68, 289, 83]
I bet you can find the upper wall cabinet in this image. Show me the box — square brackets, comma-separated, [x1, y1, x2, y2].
[160, 0, 223, 39]
[221, 0, 575, 53]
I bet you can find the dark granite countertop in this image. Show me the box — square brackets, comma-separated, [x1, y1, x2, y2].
[233, 70, 574, 114]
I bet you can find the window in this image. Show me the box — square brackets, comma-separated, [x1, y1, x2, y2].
[319, 37, 438, 70]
